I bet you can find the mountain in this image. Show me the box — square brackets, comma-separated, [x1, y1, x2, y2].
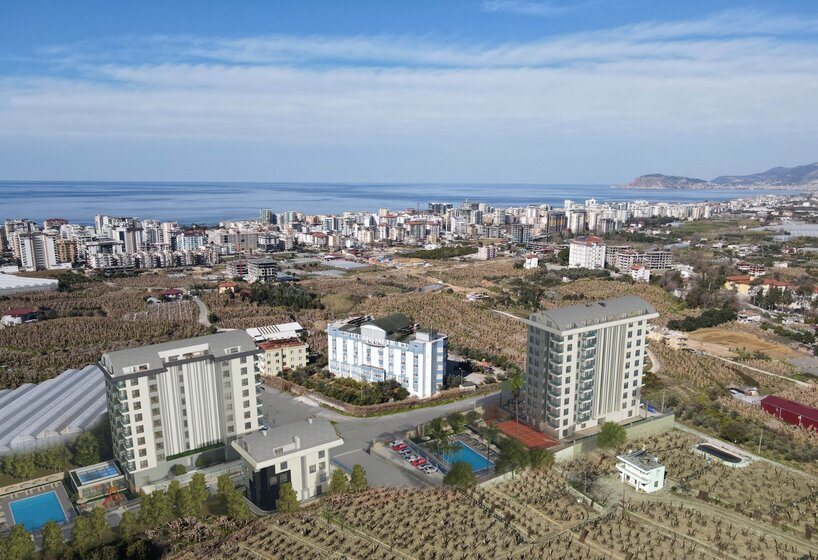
[625, 161, 818, 189]
[712, 162, 818, 186]
[625, 174, 709, 189]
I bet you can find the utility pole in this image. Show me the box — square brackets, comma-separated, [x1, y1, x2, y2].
[660, 390, 666, 413]
[758, 429, 763, 455]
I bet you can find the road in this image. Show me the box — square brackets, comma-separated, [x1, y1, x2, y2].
[258, 384, 501, 487]
[192, 296, 211, 328]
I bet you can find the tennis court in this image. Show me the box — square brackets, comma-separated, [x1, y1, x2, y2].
[495, 420, 559, 449]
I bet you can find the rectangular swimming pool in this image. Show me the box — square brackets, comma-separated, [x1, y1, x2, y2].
[9, 491, 66, 531]
[442, 441, 495, 472]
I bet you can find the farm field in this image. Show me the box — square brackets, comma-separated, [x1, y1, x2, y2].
[165, 430, 816, 560]
[688, 327, 800, 360]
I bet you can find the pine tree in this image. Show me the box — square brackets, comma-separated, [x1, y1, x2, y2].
[6, 524, 36, 560]
[90, 506, 109, 542]
[188, 472, 209, 513]
[119, 510, 139, 541]
[176, 486, 199, 518]
[349, 464, 368, 493]
[71, 516, 95, 556]
[41, 520, 65, 559]
[328, 468, 348, 495]
[276, 482, 299, 513]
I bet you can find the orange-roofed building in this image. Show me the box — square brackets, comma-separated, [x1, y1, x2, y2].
[258, 338, 309, 376]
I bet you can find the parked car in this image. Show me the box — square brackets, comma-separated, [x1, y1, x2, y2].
[421, 465, 438, 474]
[389, 440, 403, 447]
[392, 443, 408, 451]
[406, 455, 419, 462]
[412, 458, 427, 467]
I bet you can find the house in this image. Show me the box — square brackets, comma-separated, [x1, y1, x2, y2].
[218, 281, 239, 294]
[1, 307, 40, 326]
[616, 450, 665, 493]
[159, 288, 184, 300]
[629, 265, 651, 283]
[232, 418, 344, 510]
[737, 310, 762, 324]
[724, 275, 754, 295]
[476, 245, 497, 260]
[524, 254, 539, 270]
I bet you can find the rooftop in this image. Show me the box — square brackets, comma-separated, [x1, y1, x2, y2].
[233, 419, 341, 464]
[0, 274, 59, 294]
[246, 322, 304, 342]
[259, 338, 307, 350]
[100, 330, 258, 378]
[530, 296, 658, 332]
[617, 450, 663, 471]
[335, 313, 437, 343]
[762, 395, 818, 422]
[570, 235, 605, 245]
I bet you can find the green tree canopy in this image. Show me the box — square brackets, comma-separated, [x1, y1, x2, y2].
[90, 506, 109, 542]
[446, 412, 466, 434]
[188, 472, 209, 512]
[176, 486, 199, 518]
[41, 520, 65, 560]
[528, 447, 555, 470]
[349, 464, 368, 493]
[118, 510, 139, 541]
[6, 524, 36, 560]
[495, 438, 529, 475]
[443, 461, 476, 489]
[72, 431, 100, 466]
[328, 468, 348, 495]
[71, 516, 96, 556]
[597, 421, 627, 449]
[276, 482, 300, 513]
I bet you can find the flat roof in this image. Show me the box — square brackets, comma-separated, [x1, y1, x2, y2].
[762, 395, 818, 423]
[0, 274, 59, 294]
[246, 322, 304, 341]
[530, 296, 658, 332]
[0, 365, 106, 454]
[234, 419, 342, 464]
[618, 450, 663, 471]
[100, 330, 258, 378]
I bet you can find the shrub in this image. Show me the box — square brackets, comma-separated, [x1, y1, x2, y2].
[171, 464, 187, 476]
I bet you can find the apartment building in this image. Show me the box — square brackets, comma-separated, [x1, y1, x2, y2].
[327, 314, 448, 398]
[99, 331, 263, 491]
[258, 338, 309, 376]
[15, 232, 58, 271]
[616, 249, 673, 272]
[568, 236, 607, 269]
[522, 296, 658, 440]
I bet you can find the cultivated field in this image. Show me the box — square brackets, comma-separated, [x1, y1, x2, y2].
[688, 327, 799, 361]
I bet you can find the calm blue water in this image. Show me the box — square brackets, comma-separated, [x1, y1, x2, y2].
[9, 491, 66, 530]
[0, 181, 792, 225]
[442, 441, 494, 472]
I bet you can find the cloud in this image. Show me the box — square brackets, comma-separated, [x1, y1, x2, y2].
[1, 9, 817, 181]
[481, 0, 585, 17]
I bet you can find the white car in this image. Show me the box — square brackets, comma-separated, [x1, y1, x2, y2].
[389, 440, 403, 447]
[422, 465, 439, 474]
[406, 455, 419, 462]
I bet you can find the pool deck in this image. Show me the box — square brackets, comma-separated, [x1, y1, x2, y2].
[0, 481, 75, 536]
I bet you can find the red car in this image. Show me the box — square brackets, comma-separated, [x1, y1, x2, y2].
[411, 458, 427, 467]
[392, 443, 408, 451]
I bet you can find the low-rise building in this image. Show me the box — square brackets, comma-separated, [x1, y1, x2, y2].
[232, 418, 343, 510]
[1, 307, 40, 326]
[568, 236, 606, 269]
[476, 245, 497, 260]
[616, 450, 665, 493]
[524, 254, 539, 269]
[629, 265, 651, 283]
[327, 314, 448, 398]
[259, 338, 309, 376]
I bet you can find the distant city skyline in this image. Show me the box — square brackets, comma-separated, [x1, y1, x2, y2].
[1, 1, 817, 183]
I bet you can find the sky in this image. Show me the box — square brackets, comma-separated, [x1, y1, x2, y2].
[1, 0, 818, 184]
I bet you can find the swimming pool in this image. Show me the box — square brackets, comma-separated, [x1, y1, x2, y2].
[9, 491, 66, 531]
[442, 441, 495, 472]
[696, 444, 742, 464]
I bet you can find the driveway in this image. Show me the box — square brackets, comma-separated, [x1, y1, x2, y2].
[258, 384, 500, 486]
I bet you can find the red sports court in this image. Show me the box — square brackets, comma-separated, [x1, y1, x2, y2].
[495, 420, 559, 449]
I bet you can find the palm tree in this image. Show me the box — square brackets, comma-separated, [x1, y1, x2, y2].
[503, 372, 525, 438]
[480, 425, 498, 470]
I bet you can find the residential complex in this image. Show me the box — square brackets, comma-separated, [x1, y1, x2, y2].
[327, 314, 448, 398]
[568, 236, 606, 269]
[258, 338, 309, 376]
[99, 331, 263, 490]
[521, 296, 658, 439]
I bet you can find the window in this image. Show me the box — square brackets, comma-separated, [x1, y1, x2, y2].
[242, 378, 249, 386]
[135, 413, 143, 422]
[136, 425, 144, 434]
[242, 389, 249, 397]
[562, 419, 568, 426]
[240, 356, 247, 364]
[139, 449, 147, 457]
[319, 461, 326, 470]
[131, 390, 140, 398]
[133, 401, 141, 410]
[130, 379, 139, 386]
[137, 437, 145, 445]
[318, 450, 325, 459]
[244, 411, 251, 419]
[140, 460, 148, 469]
[244, 422, 251, 429]
[153, 419, 161, 427]
[243, 400, 250, 408]
[149, 384, 157, 392]
[150, 397, 159, 404]
[309, 465, 316, 474]
[227, 414, 234, 422]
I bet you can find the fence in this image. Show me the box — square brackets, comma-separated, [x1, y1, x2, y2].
[265, 376, 501, 417]
[0, 471, 65, 498]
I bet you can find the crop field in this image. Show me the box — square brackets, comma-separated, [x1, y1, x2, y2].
[688, 328, 799, 360]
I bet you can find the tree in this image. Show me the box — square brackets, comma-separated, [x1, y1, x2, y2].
[503, 373, 525, 437]
[71, 516, 96, 556]
[188, 472, 209, 513]
[226, 489, 251, 520]
[176, 486, 199, 518]
[277, 482, 299, 513]
[171, 464, 187, 476]
[5, 524, 35, 560]
[41, 520, 65, 559]
[447, 412, 466, 434]
[495, 438, 529, 475]
[349, 464, 368, 493]
[528, 447, 555, 470]
[443, 461, 476, 489]
[328, 468, 348, 495]
[118, 510, 139, 541]
[73, 431, 100, 466]
[465, 410, 481, 426]
[597, 421, 627, 449]
[139, 490, 173, 529]
[166, 480, 181, 513]
[557, 247, 570, 265]
[125, 539, 151, 560]
[90, 506, 109, 542]
[480, 426, 499, 470]
[36, 445, 72, 471]
[428, 417, 446, 440]
[217, 474, 234, 499]
[4, 453, 36, 479]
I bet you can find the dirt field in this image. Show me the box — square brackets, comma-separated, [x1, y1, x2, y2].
[687, 327, 798, 360]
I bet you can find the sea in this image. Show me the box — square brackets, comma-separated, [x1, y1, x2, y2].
[0, 181, 795, 225]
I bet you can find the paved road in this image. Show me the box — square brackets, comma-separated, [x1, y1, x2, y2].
[192, 296, 211, 328]
[258, 384, 501, 487]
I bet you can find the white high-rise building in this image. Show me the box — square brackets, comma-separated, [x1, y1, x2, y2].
[327, 314, 448, 398]
[522, 297, 658, 439]
[100, 331, 263, 491]
[568, 236, 607, 269]
[16, 232, 57, 271]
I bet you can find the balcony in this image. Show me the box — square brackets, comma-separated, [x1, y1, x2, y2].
[577, 402, 592, 413]
[578, 371, 594, 382]
[118, 415, 131, 426]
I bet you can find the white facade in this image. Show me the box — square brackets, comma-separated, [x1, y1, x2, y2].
[16, 232, 57, 271]
[327, 314, 448, 398]
[100, 331, 262, 490]
[568, 236, 606, 269]
[523, 297, 658, 439]
[616, 451, 665, 493]
[524, 255, 539, 269]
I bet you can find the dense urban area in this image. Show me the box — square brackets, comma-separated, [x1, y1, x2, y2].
[1, 192, 818, 560]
